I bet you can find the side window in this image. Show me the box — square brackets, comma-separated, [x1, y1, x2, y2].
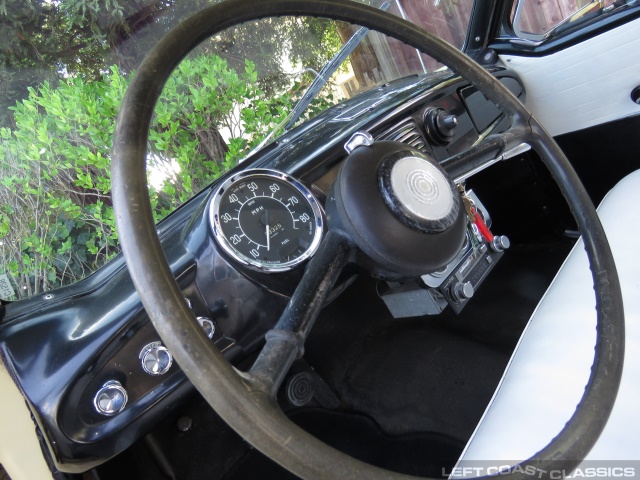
[511, 0, 617, 41]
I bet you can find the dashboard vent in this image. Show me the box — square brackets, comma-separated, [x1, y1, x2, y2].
[376, 119, 427, 153]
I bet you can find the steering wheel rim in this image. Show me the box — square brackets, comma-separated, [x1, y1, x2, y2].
[111, 1, 624, 479]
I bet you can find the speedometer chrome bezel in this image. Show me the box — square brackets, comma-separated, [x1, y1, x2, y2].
[209, 169, 324, 272]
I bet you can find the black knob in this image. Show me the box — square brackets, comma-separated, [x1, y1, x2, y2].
[631, 86, 640, 105]
[439, 113, 459, 131]
[424, 108, 458, 145]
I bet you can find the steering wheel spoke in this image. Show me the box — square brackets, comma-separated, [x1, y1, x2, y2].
[245, 230, 353, 396]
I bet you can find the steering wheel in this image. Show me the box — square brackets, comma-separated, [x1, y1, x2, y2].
[111, 1, 624, 478]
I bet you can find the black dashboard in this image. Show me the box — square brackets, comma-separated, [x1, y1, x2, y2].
[0, 68, 524, 473]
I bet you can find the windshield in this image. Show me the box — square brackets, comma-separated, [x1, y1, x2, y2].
[0, 0, 474, 301]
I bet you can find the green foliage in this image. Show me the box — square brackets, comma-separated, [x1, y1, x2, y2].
[0, 0, 199, 127]
[1, 2, 345, 128]
[0, 66, 125, 299]
[0, 53, 334, 300]
[0, 0, 175, 76]
[1, 1, 346, 299]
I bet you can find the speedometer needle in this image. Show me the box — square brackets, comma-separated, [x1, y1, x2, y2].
[265, 223, 271, 251]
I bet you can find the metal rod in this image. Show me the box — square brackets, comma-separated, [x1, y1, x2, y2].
[443, 126, 529, 181]
[284, 1, 392, 130]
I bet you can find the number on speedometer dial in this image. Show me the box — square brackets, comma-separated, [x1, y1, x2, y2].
[210, 170, 324, 272]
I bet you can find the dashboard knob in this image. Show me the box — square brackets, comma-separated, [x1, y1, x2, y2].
[424, 107, 458, 145]
[491, 235, 511, 252]
[452, 281, 474, 302]
[94, 380, 128, 416]
[139, 341, 173, 376]
[439, 113, 458, 131]
[197, 316, 215, 339]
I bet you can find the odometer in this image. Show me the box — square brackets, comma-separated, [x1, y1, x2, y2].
[210, 169, 324, 272]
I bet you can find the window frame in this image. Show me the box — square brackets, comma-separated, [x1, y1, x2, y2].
[511, 0, 604, 42]
[488, 0, 640, 56]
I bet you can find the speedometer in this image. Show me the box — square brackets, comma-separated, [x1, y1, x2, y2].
[210, 169, 324, 272]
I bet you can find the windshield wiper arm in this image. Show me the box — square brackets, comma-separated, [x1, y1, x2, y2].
[283, 1, 391, 130]
[247, 1, 391, 158]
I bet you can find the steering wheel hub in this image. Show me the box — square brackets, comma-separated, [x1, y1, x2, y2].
[379, 151, 459, 233]
[326, 141, 467, 279]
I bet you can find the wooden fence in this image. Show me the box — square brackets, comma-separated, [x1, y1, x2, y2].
[344, 0, 612, 92]
[516, 0, 615, 35]
[388, 0, 474, 74]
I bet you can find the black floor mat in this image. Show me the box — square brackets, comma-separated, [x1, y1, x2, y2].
[223, 409, 463, 479]
[303, 241, 571, 442]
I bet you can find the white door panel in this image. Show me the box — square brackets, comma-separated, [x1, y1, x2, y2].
[500, 17, 640, 136]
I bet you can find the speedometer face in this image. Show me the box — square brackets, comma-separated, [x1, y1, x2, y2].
[210, 170, 324, 272]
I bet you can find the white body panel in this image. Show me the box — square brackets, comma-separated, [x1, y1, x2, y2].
[500, 17, 640, 136]
[0, 363, 53, 480]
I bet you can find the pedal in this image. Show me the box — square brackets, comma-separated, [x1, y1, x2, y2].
[285, 370, 340, 409]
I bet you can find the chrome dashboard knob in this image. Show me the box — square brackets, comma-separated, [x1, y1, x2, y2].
[452, 281, 474, 302]
[491, 235, 511, 252]
[94, 380, 128, 416]
[139, 341, 173, 376]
